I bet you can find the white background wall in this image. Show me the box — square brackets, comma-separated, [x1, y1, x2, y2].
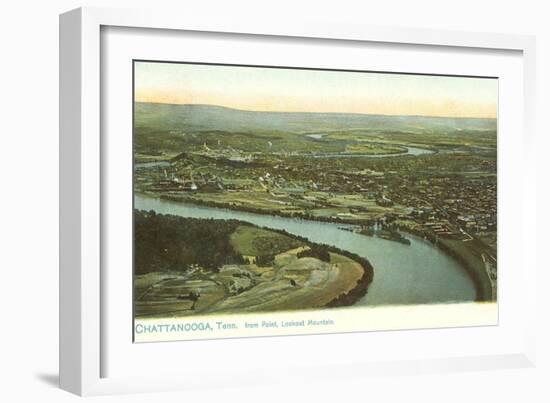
[0, 0, 547, 401]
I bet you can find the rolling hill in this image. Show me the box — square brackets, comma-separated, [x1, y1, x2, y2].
[134, 102, 497, 135]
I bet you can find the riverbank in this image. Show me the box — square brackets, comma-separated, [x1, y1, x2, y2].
[396, 225, 494, 302]
[437, 238, 494, 301]
[259, 226, 375, 309]
[153, 192, 376, 226]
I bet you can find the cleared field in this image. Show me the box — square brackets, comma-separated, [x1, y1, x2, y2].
[183, 190, 408, 223]
[201, 249, 364, 314]
[135, 243, 365, 317]
[134, 272, 227, 316]
[189, 191, 301, 211]
[230, 225, 302, 256]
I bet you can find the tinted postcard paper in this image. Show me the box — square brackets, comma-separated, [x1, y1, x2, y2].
[133, 61, 498, 342]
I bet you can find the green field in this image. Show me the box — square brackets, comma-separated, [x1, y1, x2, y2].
[230, 225, 302, 257]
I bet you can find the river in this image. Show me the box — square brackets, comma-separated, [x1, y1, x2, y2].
[303, 134, 435, 158]
[311, 146, 434, 159]
[135, 161, 171, 169]
[135, 195, 476, 306]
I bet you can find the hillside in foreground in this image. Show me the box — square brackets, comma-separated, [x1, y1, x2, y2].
[134, 210, 373, 317]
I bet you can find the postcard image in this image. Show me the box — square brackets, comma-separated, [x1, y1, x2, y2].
[132, 61, 498, 342]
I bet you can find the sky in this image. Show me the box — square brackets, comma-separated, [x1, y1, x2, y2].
[134, 61, 498, 119]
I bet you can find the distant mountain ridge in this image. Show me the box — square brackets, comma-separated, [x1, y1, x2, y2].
[134, 102, 497, 134]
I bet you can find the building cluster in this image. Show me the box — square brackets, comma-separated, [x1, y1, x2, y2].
[135, 148, 497, 241]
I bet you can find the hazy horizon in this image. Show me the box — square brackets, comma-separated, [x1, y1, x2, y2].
[135, 100, 497, 120]
[135, 61, 498, 119]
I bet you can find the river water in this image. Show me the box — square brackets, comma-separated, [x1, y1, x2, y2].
[135, 161, 171, 169]
[135, 195, 476, 306]
[311, 146, 434, 159]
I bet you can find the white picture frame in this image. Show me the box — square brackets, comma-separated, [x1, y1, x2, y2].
[59, 6, 537, 396]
